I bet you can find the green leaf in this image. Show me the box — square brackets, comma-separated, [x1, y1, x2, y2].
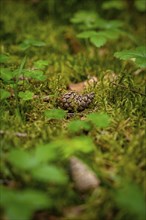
[57, 136, 95, 157]
[101, 20, 124, 29]
[135, 0, 146, 12]
[0, 68, 15, 81]
[102, 29, 122, 39]
[115, 183, 146, 220]
[31, 165, 68, 184]
[102, 0, 125, 10]
[24, 70, 46, 81]
[68, 120, 91, 133]
[87, 112, 110, 128]
[44, 109, 67, 120]
[34, 60, 49, 69]
[90, 35, 107, 47]
[0, 186, 50, 220]
[70, 11, 98, 26]
[0, 54, 9, 63]
[0, 89, 11, 100]
[18, 91, 34, 101]
[20, 39, 46, 50]
[35, 144, 58, 163]
[77, 31, 97, 39]
[114, 46, 146, 68]
[7, 149, 39, 170]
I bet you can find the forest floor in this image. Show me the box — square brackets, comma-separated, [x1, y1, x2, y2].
[0, 1, 146, 220]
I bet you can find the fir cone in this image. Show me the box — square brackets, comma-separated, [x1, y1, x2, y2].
[58, 91, 95, 112]
[70, 156, 100, 192]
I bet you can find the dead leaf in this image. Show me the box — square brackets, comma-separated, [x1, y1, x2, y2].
[68, 76, 98, 92]
[69, 82, 85, 92]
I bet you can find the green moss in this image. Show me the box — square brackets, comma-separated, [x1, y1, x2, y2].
[0, 1, 145, 220]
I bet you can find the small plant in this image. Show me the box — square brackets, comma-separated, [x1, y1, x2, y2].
[71, 10, 130, 47]
[20, 39, 46, 50]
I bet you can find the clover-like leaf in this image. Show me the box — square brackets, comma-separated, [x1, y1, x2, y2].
[18, 91, 34, 101]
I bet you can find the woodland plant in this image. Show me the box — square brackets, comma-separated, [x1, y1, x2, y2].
[0, 0, 146, 220]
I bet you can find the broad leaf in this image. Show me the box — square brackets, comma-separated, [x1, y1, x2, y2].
[77, 31, 97, 39]
[115, 183, 146, 220]
[90, 35, 107, 47]
[0, 54, 9, 63]
[7, 149, 39, 170]
[0, 186, 50, 220]
[44, 109, 67, 120]
[31, 165, 68, 184]
[57, 136, 95, 157]
[87, 112, 110, 128]
[0, 89, 11, 100]
[135, 0, 146, 12]
[70, 11, 98, 26]
[35, 144, 58, 163]
[114, 46, 146, 68]
[0, 68, 15, 81]
[68, 120, 91, 133]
